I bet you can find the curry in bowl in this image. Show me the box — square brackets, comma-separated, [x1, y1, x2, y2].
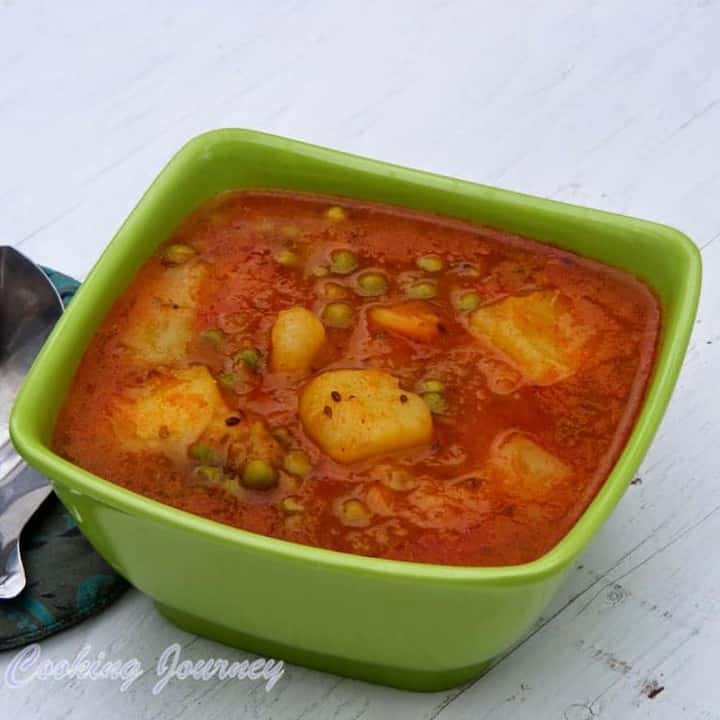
[53, 190, 659, 567]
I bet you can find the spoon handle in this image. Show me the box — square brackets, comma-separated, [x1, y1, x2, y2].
[0, 460, 53, 598]
[0, 539, 24, 599]
[0, 249, 68, 600]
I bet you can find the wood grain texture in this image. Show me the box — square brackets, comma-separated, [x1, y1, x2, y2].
[1, 0, 719, 717]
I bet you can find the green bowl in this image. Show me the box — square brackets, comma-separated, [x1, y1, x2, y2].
[10, 129, 701, 691]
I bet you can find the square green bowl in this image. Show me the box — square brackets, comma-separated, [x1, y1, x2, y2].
[10, 129, 701, 691]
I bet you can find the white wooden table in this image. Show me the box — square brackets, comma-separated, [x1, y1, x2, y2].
[2, 1, 719, 717]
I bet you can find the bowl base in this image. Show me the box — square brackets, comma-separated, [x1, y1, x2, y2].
[155, 602, 494, 692]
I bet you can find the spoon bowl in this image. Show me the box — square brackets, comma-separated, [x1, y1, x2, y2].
[0, 246, 64, 598]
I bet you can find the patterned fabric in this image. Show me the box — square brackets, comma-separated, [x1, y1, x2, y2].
[0, 268, 128, 651]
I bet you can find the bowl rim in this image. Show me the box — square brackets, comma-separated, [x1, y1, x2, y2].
[10, 128, 703, 585]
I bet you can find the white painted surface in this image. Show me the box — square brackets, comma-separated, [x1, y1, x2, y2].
[1, 1, 719, 717]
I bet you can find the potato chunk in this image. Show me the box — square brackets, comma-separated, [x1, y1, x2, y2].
[299, 369, 432, 463]
[122, 262, 207, 365]
[153, 261, 207, 308]
[368, 301, 440, 342]
[111, 365, 222, 461]
[111, 363, 286, 475]
[271, 306, 326, 374]
[486, 432, 571, 498]
[122, 306, 194, 365]
[469, 291, 592, 385]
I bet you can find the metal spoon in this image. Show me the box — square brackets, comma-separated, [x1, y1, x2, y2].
[0, 246, 64, 598]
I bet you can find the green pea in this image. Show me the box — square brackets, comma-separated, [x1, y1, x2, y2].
[220, 477, 242, 497]
[284, 450, 312, 478]
[193, 465, 223, 484]
[407, 281, 437, 299]
[325, 206, 347, 221]
[162, 243, 196, 265]
[241, 459, 278, 490]
[217, 371, 237, 389]
[357, 272, 388, 297]
[189, 443, 219, 465]
[418, 378, 445, 393]
[321, 302, 353, 329]
[275, 248, 300, 267]
[339, 498, 371, 526]
[330, 249, 358, 275]
[416, 254, 444, 272]
[422, 391, 447, 414]
[199, 328, 224, 346]
[235, 347, 261, 369]
[455, 291, 481, 312]
[280, 496, 305, 514]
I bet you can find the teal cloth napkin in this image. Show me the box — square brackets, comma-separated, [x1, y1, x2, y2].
[0, 268, 128, 651]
